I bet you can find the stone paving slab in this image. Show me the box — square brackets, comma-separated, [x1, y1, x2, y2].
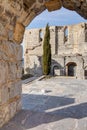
[1, 77, 87, 130]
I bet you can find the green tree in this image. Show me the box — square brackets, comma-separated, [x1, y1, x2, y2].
[42, 24, 51, 75]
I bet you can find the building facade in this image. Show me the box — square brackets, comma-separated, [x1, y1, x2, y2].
[24, 23, 87, 79]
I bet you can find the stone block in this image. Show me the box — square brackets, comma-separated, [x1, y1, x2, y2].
[0, 61, 8, 85]
[16, 62, 22, 79]
[62, 0, 75, 10]
[0, 23, 8, 39]
[0, 41, 17, 61]
[7, 62, 17, 81]
[0, 104, 10, 127]
[13, 22, 25, 44]
[16, 45, 23, 61]
[14, 81, 22, 96]
[8, 80, 22, 99]
[0, 85, 9, 104]
[45, 0, 62, 11]
[10, 102, 17, 118]
[8, 82, 15, 99]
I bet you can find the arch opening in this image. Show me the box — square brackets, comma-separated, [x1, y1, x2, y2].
[52, 65, 60, 76]
[66, 62, 77, 77]
[0, 0, 87, 128]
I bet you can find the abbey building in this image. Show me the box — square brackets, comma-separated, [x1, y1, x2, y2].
[24, 23, 87, 79]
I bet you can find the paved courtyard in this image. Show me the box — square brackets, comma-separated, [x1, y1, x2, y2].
[1, 77, 87, 130]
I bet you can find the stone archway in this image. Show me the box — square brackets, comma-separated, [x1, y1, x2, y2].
[66, 62, 77, 77]
[0, 0, 87, 127]
[52, 65, 59, 76]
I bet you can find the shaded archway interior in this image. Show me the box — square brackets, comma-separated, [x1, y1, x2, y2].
[66, 62, 77, 77]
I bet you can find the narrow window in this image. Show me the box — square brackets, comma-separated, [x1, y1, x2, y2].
[84, 70, 87, 79]
[64, 27, 68, 42]
[39, 29, 43, 42]
[85, 24, 87, 42]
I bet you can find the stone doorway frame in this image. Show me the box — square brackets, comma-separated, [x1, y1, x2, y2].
[66, 62, 77, 77]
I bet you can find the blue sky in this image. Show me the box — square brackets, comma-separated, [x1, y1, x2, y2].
[26, 7, 87, 29]
[22, 7, 87, 56]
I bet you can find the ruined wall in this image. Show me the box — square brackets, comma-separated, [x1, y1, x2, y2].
[24, 28, 45, 75]
[24, 23, 87, 78]
[57, 23, 87, 55]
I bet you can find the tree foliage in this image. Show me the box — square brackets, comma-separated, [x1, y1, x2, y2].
[42, 24, 51, 75]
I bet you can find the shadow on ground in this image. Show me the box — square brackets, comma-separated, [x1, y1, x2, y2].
[1, 94, 87, 130]
[22, 94, 75, 111]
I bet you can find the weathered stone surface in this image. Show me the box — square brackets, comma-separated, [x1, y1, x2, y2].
[24, 23, 87, 79]
[0, 104, 10, 127]
[0, 61, 8, 85]
[23, 0, 36, 12]
[0, 85, 9, 105]
[13, 22, 25, 44]
[16, 62, 23, 79]
[17, 45, 23, 61]
[0, 41, 22, 62]
[0, 5, 4, 14]
[45, 0, 62, 11]
[38, 0, 43, 3]
[0, 39, 22, 128]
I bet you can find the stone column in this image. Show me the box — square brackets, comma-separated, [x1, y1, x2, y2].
[0, 21, 25, 127]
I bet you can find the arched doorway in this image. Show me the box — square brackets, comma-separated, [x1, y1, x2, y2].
[52, 65, 59, 76]
[66, 62, 77, 77]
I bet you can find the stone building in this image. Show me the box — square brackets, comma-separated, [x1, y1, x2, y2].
[24, 22, 87, 79]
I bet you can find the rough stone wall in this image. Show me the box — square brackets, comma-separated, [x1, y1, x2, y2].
[24, 23, 87, 78]
[65, 55, 85, 79]
[0, 41, 22, 127]
[57, 23, 87, 55]
[0, 1, 24, 128]
[24, 28, 45, 75]
[0, 0, 46, 127]
[0, 0, 87, 127]
[0, 11, 24, 126]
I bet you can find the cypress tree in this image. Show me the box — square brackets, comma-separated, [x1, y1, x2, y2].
[42, 24, 51, 75]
